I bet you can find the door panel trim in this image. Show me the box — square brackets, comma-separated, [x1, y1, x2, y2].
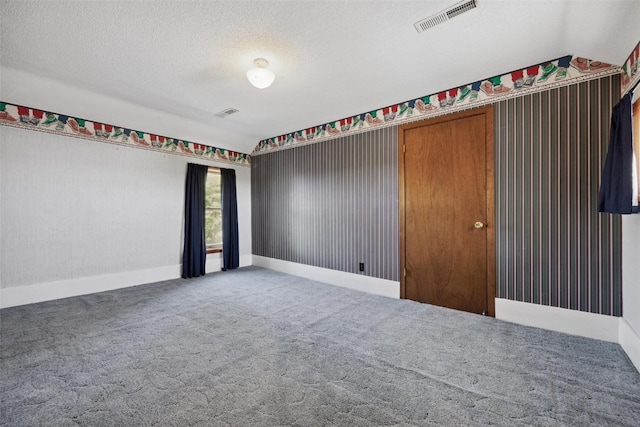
[399, 106, 495, 316]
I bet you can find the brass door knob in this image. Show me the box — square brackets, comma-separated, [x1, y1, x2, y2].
[474, 222, 485, 229]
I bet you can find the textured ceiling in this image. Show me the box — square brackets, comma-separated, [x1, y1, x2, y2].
[1, 1, 639, 155]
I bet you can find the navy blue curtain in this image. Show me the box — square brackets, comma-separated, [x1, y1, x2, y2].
[598, 93, 637, 214]
[182, 163, 208, 278]
[221, 168, 239, 270]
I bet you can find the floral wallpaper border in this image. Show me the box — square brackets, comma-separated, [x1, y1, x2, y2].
[4, 45, 637, 163]
[621, 41, 640, 96]
[252, 55, 622, 155]
[0, 102, 251, 167]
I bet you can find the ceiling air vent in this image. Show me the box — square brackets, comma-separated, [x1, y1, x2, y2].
[214, 108, 239, 118]
[414, 0, 477, 33]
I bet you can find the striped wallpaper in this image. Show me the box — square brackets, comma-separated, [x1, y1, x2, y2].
[251, 127, 399, 281]
[495, 75, 622, 316]
[252, 74, 622, 316]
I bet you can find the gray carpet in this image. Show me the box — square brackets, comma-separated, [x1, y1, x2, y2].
[1, 267, 639, 426]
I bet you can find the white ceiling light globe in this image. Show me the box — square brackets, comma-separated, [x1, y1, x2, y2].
[246, 58, 275, 89]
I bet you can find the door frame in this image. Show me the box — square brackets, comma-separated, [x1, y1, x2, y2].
[398, 106, 496, 317]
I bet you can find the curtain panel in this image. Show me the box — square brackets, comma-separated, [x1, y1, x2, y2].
[221, 168, 240, 270]
[598, 93, 637, 214]
[182, 163, 208, 278]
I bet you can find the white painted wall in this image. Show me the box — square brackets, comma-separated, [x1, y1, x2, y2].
[627, 88, 640, 326]
[0, 125, 251, 305]
[620, 86, 640, 371]
[622, 216, 640, 328]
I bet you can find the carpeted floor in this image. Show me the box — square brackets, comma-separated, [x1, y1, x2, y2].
[1, 266, 639, 426]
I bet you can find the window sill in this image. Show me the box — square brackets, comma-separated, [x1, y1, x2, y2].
[206, 247, 222, 254]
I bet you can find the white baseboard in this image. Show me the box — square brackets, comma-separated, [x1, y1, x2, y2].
[206, 253, 253, 274]
[0, 254, 254, 309]
[620, 318, 640, 372]
[252, 255, 400, 299]
[0, 264, 181, 309]
[495, 298, 620, 343]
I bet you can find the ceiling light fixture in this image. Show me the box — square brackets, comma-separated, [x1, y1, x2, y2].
[246, 58, 275, 89]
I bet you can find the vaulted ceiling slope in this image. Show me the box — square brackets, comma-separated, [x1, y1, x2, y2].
[1, 1, 639, 156]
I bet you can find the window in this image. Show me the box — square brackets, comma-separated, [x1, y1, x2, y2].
[205, 167, 222, 253]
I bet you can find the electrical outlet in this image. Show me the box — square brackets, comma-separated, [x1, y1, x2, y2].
[359, 262, 365, 272]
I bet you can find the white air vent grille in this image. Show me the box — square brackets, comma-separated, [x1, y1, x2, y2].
[446, 0, 477, 19]
[414, 0, 477, 33]
[214, 108, 239, 118]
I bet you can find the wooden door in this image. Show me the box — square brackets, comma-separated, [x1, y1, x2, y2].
[399, 107, 495, 316]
